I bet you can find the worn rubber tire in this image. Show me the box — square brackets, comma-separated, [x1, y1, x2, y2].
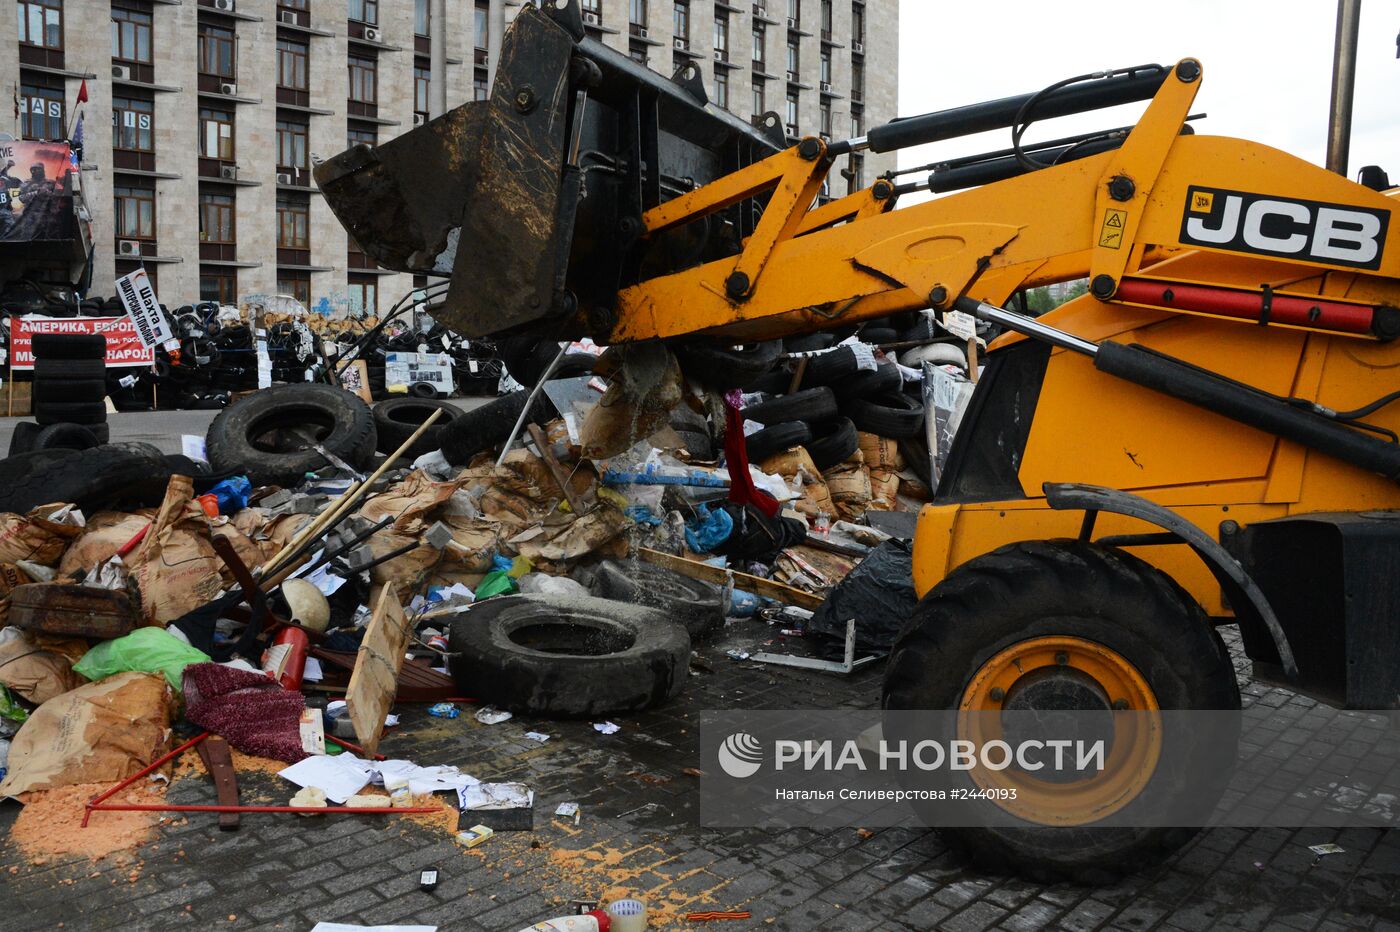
[833, 361, 902, 400]
[447, 594, 691, 717]
[590, 560, 724, 640]
[33, 358, 106, 380]
[746, 421, 812, 463]
[861, 326, 898, 344]
[744, 369, 795, 396]
[497, 337, 596, 386]
[806, 417, 859, 470]
[408, 381, 439, 399]
[163, 453, 212, 477]
[801, 345, 862, 385]
[31, 422, 98, 451]
[33, 400, 107, 426]
[674, 429, 715, 460]
[7, 421, 42, 456]
[882, 540, 1241, 884]
[437, 389, 554, 466]
[673, 340, 783, 390]
[842, 391, 926, 439]
[206, 384, 377, 487]
[33, 378, 106, 405]
[31, 333, 106, 360]
[898, 435, 933, 487]
[372, 397, 464, 460]
[0, 444, 176, 515]
[784, 332, 836, 353]
[741, 387, 838, 426]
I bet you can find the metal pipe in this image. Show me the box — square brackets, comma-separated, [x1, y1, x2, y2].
[429, 0, 448, 118]
[495, 342, 570, 467]
[1326, 0, 1362, 175]
[953, 297, 1100, 356]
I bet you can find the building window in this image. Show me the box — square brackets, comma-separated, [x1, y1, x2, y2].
[820, 0, 832, 36]
[199, 108, 234, 160]
[820, 49, 830, 84]
[112, 96, 154, 151]
[852, 58, 863, 101]
[628, 43, 647, 65]
[347, 275, 377, 314]
[110, 6, 151, 63]
[277, 39, 308, 91]
[629, 0, 646, 27]
[848, 153, 863, 193]
[713, 15, 728, 58]
[850, 109, 862, 137]
[19, 83, 63, 140]
[474, 2, 488, 50]
[819, 99, 831, 136]
[752, 79, 764, 117]
[787, 0, 800, 24]
[785, 90, 798, 134]
[200, 268, 237, 305]
[582, 0, 599, 16]
[277, 195, 309, 249]
[18, 0, 62, 49]
[473, 70, 488, 100]
[786, 36, 798, 74]
[198, 23, 235, 79]
[714, 69, 728, 109]
[752, 24, 764, 65]
[114, 184, 155, 239]
[199, 191, 235, 243]
[414, 64, 430, 116]
[278, 272, 310, 307]
[414, 0, 428, 36]
[348, 55, 377, 104]
[672, 2, 687, 41]
[348, 0, 377, 26]
[348, 124, 376, 148]
[852, 3, 864, 42]
[276, 120, 308, 171]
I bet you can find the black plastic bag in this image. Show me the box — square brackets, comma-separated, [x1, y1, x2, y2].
[809, 539, 917, 650]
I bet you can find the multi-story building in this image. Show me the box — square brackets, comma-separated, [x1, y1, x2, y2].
[1, 0, 896, 315]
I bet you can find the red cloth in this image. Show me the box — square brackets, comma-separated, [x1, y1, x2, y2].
[723, 389, 780, 518]
[182, 662, 308, 763]
[76, 80, 88, 104]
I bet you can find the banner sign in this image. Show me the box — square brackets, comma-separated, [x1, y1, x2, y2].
[8, 315, 155, 369]
[116, 268, 173, 349]
[0, 140, 76, 244]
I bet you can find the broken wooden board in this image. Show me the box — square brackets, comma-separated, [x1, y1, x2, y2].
[345, 583, 410, 757]
[194, 735, 240, 831]
[639, 547, 826, 612]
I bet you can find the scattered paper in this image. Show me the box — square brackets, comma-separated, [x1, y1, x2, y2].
[181, 434, 208, 463]
[459, 782, 533, 811]
[1308, 843, 1345, 858]
[593, 721, 620, 735]
[524, 732, 550, 744]
[279, 754, 373, 804]
[476, 706, 513, 725]
[302, 657, 324, 683]
[376, 760, 479, 795]
[555, 802, 579, 818]
[303, 562, 349, 596]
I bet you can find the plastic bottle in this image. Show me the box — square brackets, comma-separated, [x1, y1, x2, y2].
[513, 911, 610, 932]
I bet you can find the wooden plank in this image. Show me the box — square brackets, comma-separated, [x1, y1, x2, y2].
[345, 583, 410, 757]
[639, 547, 826, 612]
[527, 422, 586, 513]
[195, 736, 241, 831]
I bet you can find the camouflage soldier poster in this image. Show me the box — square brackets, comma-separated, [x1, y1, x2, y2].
[0, 140, 75, 243]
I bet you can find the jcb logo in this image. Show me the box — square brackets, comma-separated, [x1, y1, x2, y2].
[1179, 186, 1389, 270]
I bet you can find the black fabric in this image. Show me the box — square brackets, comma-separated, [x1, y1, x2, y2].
[808, 539, 917, 651]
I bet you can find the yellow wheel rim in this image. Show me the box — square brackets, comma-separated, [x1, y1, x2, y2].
[957, 636, 1162, 826]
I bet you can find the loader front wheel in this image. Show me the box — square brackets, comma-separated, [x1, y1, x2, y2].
[882, 540, 1240, 883]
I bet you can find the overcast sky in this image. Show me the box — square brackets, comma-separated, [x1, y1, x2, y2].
[894, 1, 1396, 192]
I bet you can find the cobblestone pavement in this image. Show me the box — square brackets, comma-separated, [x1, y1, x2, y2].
[1, 623, 1396, 931]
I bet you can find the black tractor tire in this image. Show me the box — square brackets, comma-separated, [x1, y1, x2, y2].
[802, 345, 862, 385]
[163, 453, 212, 477]
[806, 417, 859, 470]
[842, 391, 926, 439]
[0, 445, 176, 515]
[746, 421, 812, 463]
[31, 422, 99, 452]
[438, 389, 554, 466]
[31, 333, 106, 360]
[372, 397, 464, 460]
[744, 369, 795, 396]
[407, 381, 439, 399]
[206, 384, 377, 487]
[883, 540, 1241, 884]
[33, 400, 107, 426]
[785, 332, 836, 353]
[589, 560, 725, 640]
[33, 378, 106, 405]
[447, 594, 691, 717]
[7, 421, 42, 456]
[741, 387, 838, 426]
[833, 361, 902, 400]
[673, 340, 783, 390]
[33, 358, 107, 380]
[861, 326, 899, 344]
[497, 337, 596, 386]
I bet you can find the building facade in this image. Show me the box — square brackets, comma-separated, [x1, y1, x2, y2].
[2, 0, 896, 315]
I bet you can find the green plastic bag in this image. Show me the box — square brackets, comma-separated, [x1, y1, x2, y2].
[0, 685, 28, 724]
[73, 627, 211, 693]
[474, 570, 517, 600]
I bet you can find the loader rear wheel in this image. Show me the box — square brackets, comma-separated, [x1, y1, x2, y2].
[882, 540, 1240, 884]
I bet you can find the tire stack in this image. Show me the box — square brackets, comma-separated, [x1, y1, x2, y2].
[9, 334, 110, 456]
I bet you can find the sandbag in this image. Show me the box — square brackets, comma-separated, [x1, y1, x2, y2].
[124, 477, 223, 626]
[0, 671, 171, 797]
[808, 539, 916, 650]
[57, 511, 154, 577]
[0, 626, 84, 704]
[0, 506, 84, 566]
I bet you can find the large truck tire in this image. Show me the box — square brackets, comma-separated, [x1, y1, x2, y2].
[437, 390, 553, 466]
[0, 445, 175, 515]
[589, 560, 725, 640]
[883, 540, 1240, 884]
[447, 594, 690, 717]
[673, 340, 783, 390]
[206, 384, 377, 487]
[372, 397, 463, 459]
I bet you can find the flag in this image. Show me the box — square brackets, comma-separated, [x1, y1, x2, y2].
[72, 112, 83, 149]
[76, 79, 88, 104]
